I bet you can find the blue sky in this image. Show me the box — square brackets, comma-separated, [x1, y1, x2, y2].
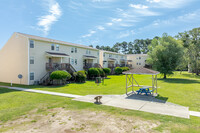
[0, 0, 200, 49]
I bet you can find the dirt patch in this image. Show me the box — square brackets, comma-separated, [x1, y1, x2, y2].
[1, 108, 160, 133]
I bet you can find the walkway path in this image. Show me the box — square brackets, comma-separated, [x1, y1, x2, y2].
[1, 86, 199, 118]
[0, 86, 81, 98]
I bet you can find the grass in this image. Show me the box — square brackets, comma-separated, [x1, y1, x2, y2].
[1, 71, 198, 111]
[0, 87, 200, 132]
[0, 71, 200, 132]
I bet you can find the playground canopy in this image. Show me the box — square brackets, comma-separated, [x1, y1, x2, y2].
[122, 67, 160, 96]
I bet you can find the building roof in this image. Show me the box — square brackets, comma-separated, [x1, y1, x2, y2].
[123, 67, 160, 75]
[101, 50, 125, 55]
[83, 55, 97, 59]
[126, 54, 148, 56]
[46, 51, 69, 57]
[17, 32, 98, 51]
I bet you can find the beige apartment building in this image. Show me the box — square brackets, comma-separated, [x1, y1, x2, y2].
[126, 54, 148, 69]
[0, 32, 100, 85]
[0, 32, 147, 85]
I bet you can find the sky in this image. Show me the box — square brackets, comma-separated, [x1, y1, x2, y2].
[0, 0, 200, 49]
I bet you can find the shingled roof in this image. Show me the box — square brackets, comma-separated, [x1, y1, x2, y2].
[123, 67, 160, 75]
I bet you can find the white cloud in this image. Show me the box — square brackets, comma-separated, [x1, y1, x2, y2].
[106, 23, 113, 26]
[112, 18, 122, 22]
[91, 0, 115, 2]
[146, 0, 160, 3]
[117, 30, 135, 39]
[147, 0, 195, 8]
[129, 4, 148, 9]
[82, 30, 96, 38]
[97, 26, 105, 30]
[37, 0, 62, 35]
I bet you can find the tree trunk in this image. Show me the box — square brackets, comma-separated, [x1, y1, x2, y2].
[163, 73, 167, 79]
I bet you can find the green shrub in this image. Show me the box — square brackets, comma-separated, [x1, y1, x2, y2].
[50, 70, 71, 84]
[97, 68, 105, 77]
[121, 67, 130, 72]
[73, 71, 86, 83]
[88, 68, 100, 78]
[78, 70, 87, 75]
[114, 67, 123, 75]
[103, 68, 111, 76]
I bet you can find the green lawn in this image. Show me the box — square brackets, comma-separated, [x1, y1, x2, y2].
[3, 71, 197, 111]
[0, 87, 200, 132]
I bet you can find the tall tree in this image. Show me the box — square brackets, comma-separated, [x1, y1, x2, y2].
[147, 33, 184, 79]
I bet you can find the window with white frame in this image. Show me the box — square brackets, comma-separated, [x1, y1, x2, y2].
[30, 40, 34, 48]
[103, 53, 105, 57]
[56, 45, 59, 51]
[139, 63, 141, 65]
[30, 56, 34, 64]
[51, 44, 55, 50]
[109, 54, 112, 57]
[71, 47, 74, 53]
[30, 73, 34, 80]
[75, 48, 77, 53]
[139, 57, 141, 59]
[75, 59, 77, 65]
[71, 59, 74, 64]
[137, 63, 138, 65]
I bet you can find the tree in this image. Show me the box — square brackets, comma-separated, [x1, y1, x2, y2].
[147, 33, 184, 79]
[89, 45, 93, 48]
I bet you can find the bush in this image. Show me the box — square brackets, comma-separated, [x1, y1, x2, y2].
[97, 68, 105, 77]
[121, 67, 130, 72]
[114, 67, 123, 75]
[103, 68, 111, 76]
[73, 71, 87, 83]
[50, 70, 71, 84]
[78, 70, 87, 75]
[88, 68, 100, 78]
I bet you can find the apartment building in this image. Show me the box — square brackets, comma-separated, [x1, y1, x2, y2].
[126, 54, 148, 69]
[0, 32, 147, 85]
[0, 32, 100, 85]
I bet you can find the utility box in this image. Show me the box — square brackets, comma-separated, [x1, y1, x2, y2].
[95, 77, 101, 83]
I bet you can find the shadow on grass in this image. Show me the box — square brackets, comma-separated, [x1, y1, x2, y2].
[181, 73, 200, 79]
[158, 78, 200, 84]
[156, 94, 168, 102]
[0, 87, 20, 95]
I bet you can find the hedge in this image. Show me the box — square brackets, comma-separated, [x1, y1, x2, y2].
[114, 67, 123, 75]
[121, 67, 130, 72]
[88, 68, 100, 78]
[73, 71, 87, 83]
[97, 68, 105, 77]
[50, 70, 71, 84]
[103, 68, 111, 76]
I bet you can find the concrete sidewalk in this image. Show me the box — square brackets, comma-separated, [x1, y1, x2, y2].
[73, 94, 190, 119]
[0, 86, 81, 98]
[1, 86, 199, 119]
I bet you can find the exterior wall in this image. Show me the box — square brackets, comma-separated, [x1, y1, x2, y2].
[0, 33, 29, 85]
[127, 54, 148, 68]
[100, 51, 126, 68]
[29, 40, 99, 84]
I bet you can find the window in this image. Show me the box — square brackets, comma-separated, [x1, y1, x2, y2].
[75, 59, 77, 65]
[109, 54, 112, 57]
[71, 48, 74, 53]
[71, 59, 74, 64]
[137, 63, 138, 65]
[56, 45, 59, 51]
[116, 55, 118, 58]
[30, 40, 34, 48]
[97, 52, 99, 56]
[139, 63, 141, 65]
[30, 57, 34, 64]
[51, 44, 54, 50]
[139, 57, 141, 60]
[75, 48, 77, 53]
[103, 53, 105, 57]
[121, 56, 123, 59]
[86, 50, 91, 54]
[30, 73, 34, 80]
